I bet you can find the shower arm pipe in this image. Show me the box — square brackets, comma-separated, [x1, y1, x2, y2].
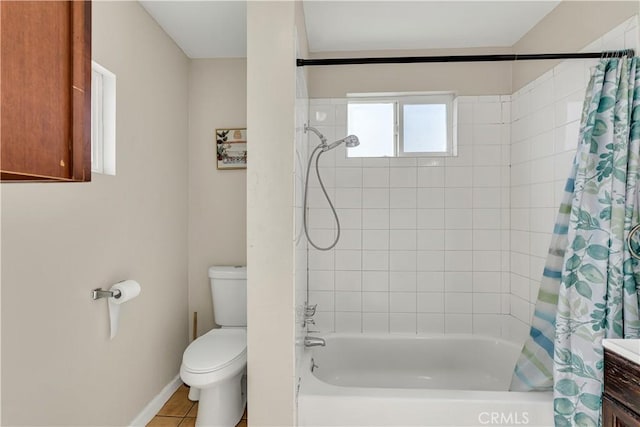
[304, 125, 327, 145]
[296, 49, 635, 67]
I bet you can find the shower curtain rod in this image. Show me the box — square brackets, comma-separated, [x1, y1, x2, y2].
[296, 49, 635, 67]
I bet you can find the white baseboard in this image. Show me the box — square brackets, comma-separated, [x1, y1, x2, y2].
[130, 374, 182, 427]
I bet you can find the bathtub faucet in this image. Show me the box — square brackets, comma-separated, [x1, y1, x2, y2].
[304, 336, 326, 347]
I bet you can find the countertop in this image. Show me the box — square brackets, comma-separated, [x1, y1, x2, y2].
[603, 339, 640, 365]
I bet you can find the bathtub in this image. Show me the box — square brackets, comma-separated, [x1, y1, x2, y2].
[298, 333, 553, 427]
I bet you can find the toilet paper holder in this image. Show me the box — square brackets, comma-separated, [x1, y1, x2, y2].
[92, 288, 122, 300]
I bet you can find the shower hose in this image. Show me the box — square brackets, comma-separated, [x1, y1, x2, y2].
[303, 144, 341, 251]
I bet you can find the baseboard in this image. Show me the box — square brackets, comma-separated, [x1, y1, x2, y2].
[130, 374, 182, 427]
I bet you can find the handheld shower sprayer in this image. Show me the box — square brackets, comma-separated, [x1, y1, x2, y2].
[324, 134, 360, 151]
[303, 124, 360, 250]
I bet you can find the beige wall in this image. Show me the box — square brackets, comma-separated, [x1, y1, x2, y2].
[188, 59, 247, 337]
[512, 1, 639, 90]
[307, 47, 513, 98]
[1, 2, 189, 425]
[247, 1, 297, 425]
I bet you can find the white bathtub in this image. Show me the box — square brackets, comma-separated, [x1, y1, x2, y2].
[298, 333, 553, 427]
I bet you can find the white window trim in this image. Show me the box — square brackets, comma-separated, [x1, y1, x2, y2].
[347, 93, 455, 158]
[91, 61, 116, 175]
[91, 67, 104, 173]
[398, 94, 454, 157]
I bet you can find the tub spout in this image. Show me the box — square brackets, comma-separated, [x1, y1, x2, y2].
[304, 336, 326, 347]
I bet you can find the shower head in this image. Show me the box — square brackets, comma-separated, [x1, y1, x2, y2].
[343, 135, 360, 148]
[324, 135, 360, 151]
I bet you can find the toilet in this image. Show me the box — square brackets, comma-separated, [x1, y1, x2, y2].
[180, 266, 247, 427]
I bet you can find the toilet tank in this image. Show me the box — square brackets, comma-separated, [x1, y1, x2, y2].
[209, 266, 247, 327]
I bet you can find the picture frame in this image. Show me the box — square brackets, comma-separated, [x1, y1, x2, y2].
[216, 128, 247, 169]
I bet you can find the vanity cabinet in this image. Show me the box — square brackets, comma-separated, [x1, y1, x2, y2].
[1, 0, 91, 182]
[603, 348, 640, 427]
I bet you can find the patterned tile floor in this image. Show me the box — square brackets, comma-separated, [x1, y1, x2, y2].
[146, 384, 247, 427]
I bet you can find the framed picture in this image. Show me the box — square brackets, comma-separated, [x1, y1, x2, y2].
[216, 128, 247, 169]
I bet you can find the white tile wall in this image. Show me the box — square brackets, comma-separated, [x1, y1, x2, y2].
[305, 16, 639, 341]
[507, 16, 639, 345]
[295, 66, 309, 383]
[307, 95, 511, 335]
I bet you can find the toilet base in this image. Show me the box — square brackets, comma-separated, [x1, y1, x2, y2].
[188, 387, 200, 402]
[195, 369, 246, 427]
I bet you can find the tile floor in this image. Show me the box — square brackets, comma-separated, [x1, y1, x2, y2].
[146, 384, 247, 427]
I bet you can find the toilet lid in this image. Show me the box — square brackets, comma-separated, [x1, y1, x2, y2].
[183, 328, 246, 374]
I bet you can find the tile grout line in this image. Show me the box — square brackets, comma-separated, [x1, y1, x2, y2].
[443, 139, 449, 334]
[387, 169, 391, 333]
[332, 125, 337, 334]
[414, 161, 419, 334]
[470, 105, 476, 335]
[360, 158, 364, 333]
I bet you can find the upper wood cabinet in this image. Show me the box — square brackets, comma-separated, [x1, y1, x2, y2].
[1, 0, 91, 182]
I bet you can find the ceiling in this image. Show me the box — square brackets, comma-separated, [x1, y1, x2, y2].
[139, 1, 247, 58]
[303, 1, 560, 52]
[140, 1, 560, 59]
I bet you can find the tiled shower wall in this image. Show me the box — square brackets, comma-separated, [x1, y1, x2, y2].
[306, 16, 639, 341]
[508, 16, 639, 342]
[306, 96, 512, 336]
[295, 66, 309, 377]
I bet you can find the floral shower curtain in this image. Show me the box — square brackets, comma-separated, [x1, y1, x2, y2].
[511, 57, 640, 426]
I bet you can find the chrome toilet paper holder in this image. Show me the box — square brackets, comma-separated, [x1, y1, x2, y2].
[92, 288, 122, 300]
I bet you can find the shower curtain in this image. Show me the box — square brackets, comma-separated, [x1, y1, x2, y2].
[510, 57, 640, 427]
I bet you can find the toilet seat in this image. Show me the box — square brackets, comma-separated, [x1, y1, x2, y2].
[182, 328, 246, 374]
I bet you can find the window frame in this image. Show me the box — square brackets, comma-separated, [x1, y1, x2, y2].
[346, 98, 397, 158]
[91, 61, 116, 175]
[398, 94, 454, 157]
[347, 93, 455, 158]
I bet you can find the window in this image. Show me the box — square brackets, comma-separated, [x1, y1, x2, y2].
[91, 61, 116, 175]
[347, 94, 454, 158]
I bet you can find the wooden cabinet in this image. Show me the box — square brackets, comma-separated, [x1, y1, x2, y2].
[603, 349, 640, 427]
[1, 0, 91, 182]
[603, 396, 640, 427]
